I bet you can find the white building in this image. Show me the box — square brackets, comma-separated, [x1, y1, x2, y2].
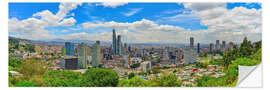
[141, 61, 152, 72]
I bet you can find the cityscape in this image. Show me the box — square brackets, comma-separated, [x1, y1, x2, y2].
[8, 2, 262, 87]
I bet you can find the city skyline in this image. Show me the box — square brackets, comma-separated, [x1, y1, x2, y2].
[9, 2, 262, 43]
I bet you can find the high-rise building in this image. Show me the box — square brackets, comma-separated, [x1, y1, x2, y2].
[78, 43, 90, 69]
[222, 41, 226, 52]
[190, 37, 194, 48]
[60, 57, 78, 70]
[209, 43, 214, 52]
[65, 42, 74, 56]
[183, 47, 197, 64]
[216, 40, 220, 51]
[197, 43, 200, 53]
[117, 35, 122, 55]
[124, 43, 127, 55]
[91, 41, 101, 68]
[112, 29, 117, 55]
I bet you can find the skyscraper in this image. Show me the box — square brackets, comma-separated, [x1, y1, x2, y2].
[78, 43, 88, 69]
[91, 41, 101, 68]
[117, 35, 122, 55]
[190, 37, 194, 48]
[112, 29, 117, 55]
[209, 43, 214, 52]
[197, 43, 200, 53]
[216, 40, 220, 51]
[65, 42, 74, 56]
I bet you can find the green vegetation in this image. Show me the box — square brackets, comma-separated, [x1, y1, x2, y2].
[9, 56, 22, 71]
[155, 73, 182, 86]
[42, 70, 82, 87]
[81, 68, 119, 87]
[128, 72, 135, 79]
[196, 38, 261, 87]
[118, 76, 157, 87]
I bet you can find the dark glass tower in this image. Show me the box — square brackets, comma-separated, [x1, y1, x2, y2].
[112, 29, 117, 55]
[197, 43, 200, 53]
[117, 35, 122, 55]
[190, 37, 194, 48]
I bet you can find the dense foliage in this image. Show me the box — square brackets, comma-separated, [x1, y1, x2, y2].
[9, 56, 22, 71]
[81, 68, 119, 87]
[42, 70, 82, 87]
[196, 38, 261, 87]
[118, 76, 157, 87]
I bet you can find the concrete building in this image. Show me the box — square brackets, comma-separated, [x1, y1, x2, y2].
[91, 41, 101, 68]
[216, 40, 220, 51]
[183, 47, 197, 64]
[141, 61, 152, 72]
[78, 43, 91, 69]
[60, 57, 78, 70]
[209, 43, 214, 52]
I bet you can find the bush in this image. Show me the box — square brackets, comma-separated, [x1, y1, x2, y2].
[81, 68, 119, 87]
[128, 73, 135, 79]
[17, 58, 48, 80]
[42, 70, 82, 87]
[155, 73, 182, 86]
[14, 80, 37, 87]
[118, 76, 157, 87]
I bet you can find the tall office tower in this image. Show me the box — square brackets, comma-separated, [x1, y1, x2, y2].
[112, 29, 117, 55]
[91, 41, 101, 68]
[216, 40, 220, 51]
[78, 43, 88, 69]
[190, 37, 194, 48]
[124, 43, 127, 55]
[183, 47, 197, 64]
[117, 35, 122, 55]
[65, 42, 74, 56]
[222, 41, 226, 52]
[197, 43, 200, 53]
[210, 43, 214, 52]
[229, 41, 234, 51]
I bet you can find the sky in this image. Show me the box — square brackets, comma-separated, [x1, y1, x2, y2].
[8, 2, 262, 44]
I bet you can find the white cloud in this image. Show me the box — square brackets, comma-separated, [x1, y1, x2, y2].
[96, 2, 128, 8]
[8, 2, 81, 40]
[9, 3, 262, 44]
[122, 8, 143, 17]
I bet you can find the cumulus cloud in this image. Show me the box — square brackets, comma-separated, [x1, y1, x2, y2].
[9, 2, 81, 40]
[79, 3, 262, 43]
[9, 2, 262, 44]
[96, 2, 128, 8]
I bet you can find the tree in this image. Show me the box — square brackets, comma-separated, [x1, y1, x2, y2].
[17, 58, 48, 80]
[81, 68, 119, 87]
[14, 80, 37, 87]
[9, 56, 22, 69]
[128, 72, 135, 79]
[155, 73, 182, 86]
[118, 76, 157, 87]
[239, 37, 253, 57]
[42, 70, 82, 87]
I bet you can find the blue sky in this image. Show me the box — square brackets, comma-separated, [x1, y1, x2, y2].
[8, 2, 262, 43]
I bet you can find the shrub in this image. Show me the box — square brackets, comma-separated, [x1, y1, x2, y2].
[81, 68, 119, 87]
